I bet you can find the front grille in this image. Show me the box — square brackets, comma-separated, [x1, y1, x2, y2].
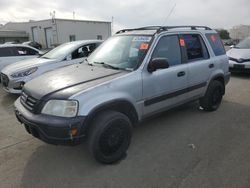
[20, 92, 38, 112]
[1, 73, 9, 87]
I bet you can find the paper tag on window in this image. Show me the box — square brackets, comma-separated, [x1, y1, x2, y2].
[133, 36, 152, 42]
[180, 39, 185, 47]
[140, 43, 149, 50]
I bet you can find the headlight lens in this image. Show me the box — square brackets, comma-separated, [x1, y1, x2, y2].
[11, 67, 38, 78]
[41, 100, 78, 117]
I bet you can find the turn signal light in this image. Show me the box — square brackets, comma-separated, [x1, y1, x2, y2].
[70, 127, 78, 137]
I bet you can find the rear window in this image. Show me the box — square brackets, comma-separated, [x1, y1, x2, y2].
[0, 47, 15, 57]
[206, 33, 226, 56]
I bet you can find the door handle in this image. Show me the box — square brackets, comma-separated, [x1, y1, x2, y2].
[177, 71, 186, 77]
[209, 64, 214, 68]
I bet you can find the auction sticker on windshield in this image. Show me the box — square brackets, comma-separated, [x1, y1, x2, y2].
[132, 36, 152, 42]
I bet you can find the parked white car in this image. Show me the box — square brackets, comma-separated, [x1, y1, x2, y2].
[0, 44, 43, 71]
[1, 40, 102, 94]
[227, 37, 250, 73]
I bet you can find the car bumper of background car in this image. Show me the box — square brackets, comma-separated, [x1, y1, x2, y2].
[0, 73, 26, 94]
[14, 98, 87, 145]
[229, 61, 250, 73]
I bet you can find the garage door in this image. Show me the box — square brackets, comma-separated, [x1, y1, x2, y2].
[32, 27, 39, 42]
[45, 27, 53, 48]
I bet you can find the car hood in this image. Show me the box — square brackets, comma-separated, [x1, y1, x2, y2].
[227, 48, 250, 59]
[23, 64, 128, 100]
[2, 57, 57, 75]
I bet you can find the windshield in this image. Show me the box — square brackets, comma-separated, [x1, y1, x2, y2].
[235, 38, 250, 49]
[88, 35, 152, 70]
[41, 42, 77, 59]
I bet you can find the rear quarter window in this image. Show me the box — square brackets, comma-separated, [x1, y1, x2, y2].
[206, 33, 226, 56]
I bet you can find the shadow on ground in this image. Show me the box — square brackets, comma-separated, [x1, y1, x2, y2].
[231, 72, 250, 79]
[19, 100, 250, 188]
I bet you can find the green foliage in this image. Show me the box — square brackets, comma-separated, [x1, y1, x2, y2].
[216, 29, 230, 39]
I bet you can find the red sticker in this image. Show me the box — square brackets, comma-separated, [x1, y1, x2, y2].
[180, 39, 185, 47]
[140, 43, 149, 50]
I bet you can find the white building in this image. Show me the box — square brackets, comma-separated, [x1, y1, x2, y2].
[0, 18, 111, 48]
[229, 25, 250, 40]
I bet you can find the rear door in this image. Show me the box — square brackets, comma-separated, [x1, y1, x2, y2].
[181, 33, 212, 99]
[142, 35, 188, 116]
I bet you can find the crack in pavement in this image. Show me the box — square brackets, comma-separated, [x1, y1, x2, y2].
[0, 138, 34, 151]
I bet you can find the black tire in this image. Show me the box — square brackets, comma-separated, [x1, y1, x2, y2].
[88, 111, 132, 164]
[200, 80, 224, 111]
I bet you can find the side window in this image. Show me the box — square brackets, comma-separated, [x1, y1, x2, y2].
[206, 33, 226, 56]
[183, 34, 209, 61]
[152, 35, 182, 67]
[26, 47, 38, 55]
[16, 47, 38, 56]
[0, 47, 15, 57]
[71, 44, 96, 60]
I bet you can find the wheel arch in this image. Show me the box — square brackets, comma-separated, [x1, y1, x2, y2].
[83, 100, 139, 134]
[209, 74, 225, 94]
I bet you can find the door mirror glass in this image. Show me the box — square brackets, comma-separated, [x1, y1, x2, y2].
[148, 58, 169, 73]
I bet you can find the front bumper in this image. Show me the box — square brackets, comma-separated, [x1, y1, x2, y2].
[229, 61, 250, 73]
[14, 98, 87, 145]
[0, 73, 25, 94]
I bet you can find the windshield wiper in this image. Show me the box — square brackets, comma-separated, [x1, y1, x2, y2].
[93, 62, 121, 70]
[41, 56, 50, 59]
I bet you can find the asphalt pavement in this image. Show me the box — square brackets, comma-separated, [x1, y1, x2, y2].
[0, 73, 250, 188]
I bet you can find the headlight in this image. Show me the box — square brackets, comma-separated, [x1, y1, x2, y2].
[11, 67, 38, 78]
[41, 100, 78, 117]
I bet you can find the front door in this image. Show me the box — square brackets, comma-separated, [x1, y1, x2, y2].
[142, 35, 188, 116]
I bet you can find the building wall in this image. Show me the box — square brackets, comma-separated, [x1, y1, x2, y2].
[1, 19, 111, 49]
[1, 20, 53, 48]
[56, 19, 111, 44]
[0, 30, 29, 43]
[229, 25, 250, 40]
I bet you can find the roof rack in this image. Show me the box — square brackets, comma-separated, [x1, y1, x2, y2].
[116, 25, 212, 34]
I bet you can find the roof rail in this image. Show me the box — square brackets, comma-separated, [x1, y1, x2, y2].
[115, 26, 162, 34]
[115, 25, 212, 34]
[166, 25, 212, 31]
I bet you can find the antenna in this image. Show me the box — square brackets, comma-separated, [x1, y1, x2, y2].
[162, 3, 177, 25]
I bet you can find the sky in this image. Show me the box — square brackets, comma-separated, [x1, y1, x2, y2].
[0, 0, 249, 32]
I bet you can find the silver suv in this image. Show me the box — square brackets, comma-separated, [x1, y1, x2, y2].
[14, 26, 230, 164]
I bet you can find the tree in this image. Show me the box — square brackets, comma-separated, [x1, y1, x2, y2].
[216, 29, 231, 39]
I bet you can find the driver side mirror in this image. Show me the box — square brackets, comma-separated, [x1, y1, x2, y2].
[66, 54, 72, 61]
[147, 58, 169, 73]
